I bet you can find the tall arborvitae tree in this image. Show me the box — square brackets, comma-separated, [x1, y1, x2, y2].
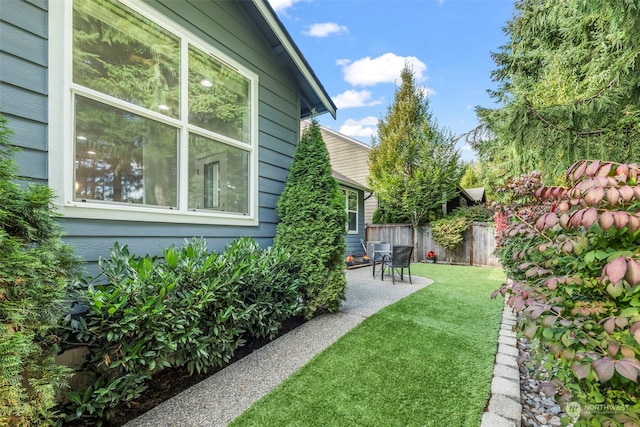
[274, 119, 346, 319]
[0, 115, 82, 425]
[369, 64, 462, 226]
[469, 0, 640, 183]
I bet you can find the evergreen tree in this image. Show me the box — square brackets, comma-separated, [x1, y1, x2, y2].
[469, 0, 640, 183]
[460, 162, 482, 189]
[0, 114, 82, 424]
[368, 64, 462, 226]
[274, 119, 346, 319]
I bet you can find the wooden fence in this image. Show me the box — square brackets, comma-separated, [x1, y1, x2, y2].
[365, 222, 500, 267]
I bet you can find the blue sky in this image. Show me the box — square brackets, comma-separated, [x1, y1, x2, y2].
[267, 0, 516, 161]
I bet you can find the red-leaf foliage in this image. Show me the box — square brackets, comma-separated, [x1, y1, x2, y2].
[494, 159, 640, 419]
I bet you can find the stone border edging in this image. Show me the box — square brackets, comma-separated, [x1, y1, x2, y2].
[480, 300, 522, 427]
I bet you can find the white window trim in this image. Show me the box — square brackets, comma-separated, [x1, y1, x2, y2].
[343, 188, 359, 234]
[48, 0, 259, 226]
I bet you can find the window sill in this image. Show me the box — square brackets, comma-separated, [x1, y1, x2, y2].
[57, 202, 258, 226]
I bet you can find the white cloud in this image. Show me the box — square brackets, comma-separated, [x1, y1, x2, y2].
[267, 0, 304, 13]
[418, 85, 436, 97]
[339, 117, 379, 139]
[304, 22, 348, 37]
[333, 90, 383, 109]
[339, 53, 427, 87]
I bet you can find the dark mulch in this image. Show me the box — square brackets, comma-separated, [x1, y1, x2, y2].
[65, 315, 306, 426]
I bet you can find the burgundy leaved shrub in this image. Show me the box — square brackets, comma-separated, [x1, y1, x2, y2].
[493, 160, 640, 426]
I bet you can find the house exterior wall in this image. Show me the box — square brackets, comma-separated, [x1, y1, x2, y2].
[0, 0, 303, 267]
[310, 122, 378, 225]
[0, 0, 49, 184]
[340, 186, 367, 258]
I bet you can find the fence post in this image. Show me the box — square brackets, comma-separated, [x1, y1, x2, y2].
[469, 223, 474, 266]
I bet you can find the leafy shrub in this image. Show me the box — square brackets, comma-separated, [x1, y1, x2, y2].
[451, 204, 494, 222]
[493, 234, 530, 282]
[371, 208, 385, 224]
[0, 114, 82, 426]
[63, 237, 301, 423]
[493, 160, 640, 426]
[371, 206, 409, 224]
[431, 216, 471, 263]
[493, 171, 553, 241]
[274, 119, 347, 319]
[220, 237, 302, 340]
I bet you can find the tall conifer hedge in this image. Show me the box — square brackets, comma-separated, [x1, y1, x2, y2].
[274, 119, 347, 319]
[0, 114, 82, 424]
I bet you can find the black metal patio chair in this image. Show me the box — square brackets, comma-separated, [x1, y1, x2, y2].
[381, 245, 414, 284]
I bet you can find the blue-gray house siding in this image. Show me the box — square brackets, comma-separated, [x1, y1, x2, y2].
[342, 191, 367, 258]
[0, 0, 49, 184]
[0, 0, 336, 269]
[333, 171, 369, 258]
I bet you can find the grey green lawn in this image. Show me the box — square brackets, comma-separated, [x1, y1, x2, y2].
[230, 263, 506, 427]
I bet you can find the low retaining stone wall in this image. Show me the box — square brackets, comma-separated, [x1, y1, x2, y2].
[481, 301, 522, 427]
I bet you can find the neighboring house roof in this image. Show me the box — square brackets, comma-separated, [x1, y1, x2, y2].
[243, 1, 336, 119]
[462, 187, 487, 204]
[332, 170, 370, 192]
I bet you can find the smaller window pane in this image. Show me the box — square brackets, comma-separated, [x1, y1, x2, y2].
[348, 212, 357, 232]
[347, 192, 357, 211]
[189, 45, 250, 143]
[73, 0, 180, 118]
[203, 162, 220, 208]
[188, 134, 249, 214]
[345, 189, 358, 232]
[74, 96, 178, 207]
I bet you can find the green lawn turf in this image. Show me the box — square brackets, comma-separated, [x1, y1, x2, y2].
[230, 264, 506, 427]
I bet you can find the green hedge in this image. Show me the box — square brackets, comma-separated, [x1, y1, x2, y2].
[62, 237, 301, 423]
[0, 114, 83, 426]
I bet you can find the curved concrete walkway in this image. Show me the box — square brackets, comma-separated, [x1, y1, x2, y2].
[125, 267, 432, 427]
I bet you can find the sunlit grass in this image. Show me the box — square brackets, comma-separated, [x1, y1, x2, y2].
[230, 264, 506, 427]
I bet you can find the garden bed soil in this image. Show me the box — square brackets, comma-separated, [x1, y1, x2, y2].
[66, 315, 306, 426]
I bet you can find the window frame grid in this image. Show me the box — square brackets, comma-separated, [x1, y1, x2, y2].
[48, 0, 260, 226]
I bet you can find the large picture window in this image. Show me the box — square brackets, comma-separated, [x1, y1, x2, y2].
[62, 0, 257, 222]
